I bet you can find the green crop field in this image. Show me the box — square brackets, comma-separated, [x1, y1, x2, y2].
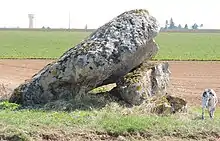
[155, 32, 220, 60]
[0, 30, 220, 60]
[0, 30, 90, 59]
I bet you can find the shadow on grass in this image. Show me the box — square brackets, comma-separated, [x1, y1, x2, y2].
[0, 89, 132, 113]
[0, 82, 133, 112]
[41, 91, 131, 112]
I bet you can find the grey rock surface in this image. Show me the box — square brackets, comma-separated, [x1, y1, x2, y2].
[113, 62, 171, 105]
[9, 9, 160, 106]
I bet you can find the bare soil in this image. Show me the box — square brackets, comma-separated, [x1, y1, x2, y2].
[0, 59, 220, 106]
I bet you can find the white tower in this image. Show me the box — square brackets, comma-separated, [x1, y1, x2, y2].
[28, 14, 34, 28]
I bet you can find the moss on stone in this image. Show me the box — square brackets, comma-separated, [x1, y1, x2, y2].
[150, 95, 169, 105]
[122, 62, 158, 85]
[136, 85, 142, 91]
[51, 70, 57, 76]
[149, 94, 187, 115]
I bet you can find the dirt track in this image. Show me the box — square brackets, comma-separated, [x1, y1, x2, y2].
[0, 59, 220, 106]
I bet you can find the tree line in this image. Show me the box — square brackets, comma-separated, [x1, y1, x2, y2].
[162, 18, 203, 30]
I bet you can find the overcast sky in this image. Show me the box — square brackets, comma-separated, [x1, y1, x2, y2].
[0, 0, 219, 29]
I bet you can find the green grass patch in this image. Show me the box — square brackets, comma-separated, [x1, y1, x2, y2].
[0, 31, 220, 60]
[0, 101, 220, 140]
[0, 101, 20, 110]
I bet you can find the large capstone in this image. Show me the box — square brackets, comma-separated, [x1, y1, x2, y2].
[111, 62, 171, 105]
[9, 9, 160, 106]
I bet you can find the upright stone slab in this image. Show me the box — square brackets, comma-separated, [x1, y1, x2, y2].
[9, 9, 160, 106]
[112, 62, 171, 105]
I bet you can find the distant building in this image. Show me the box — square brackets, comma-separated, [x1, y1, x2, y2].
[28, 14, 34, 28]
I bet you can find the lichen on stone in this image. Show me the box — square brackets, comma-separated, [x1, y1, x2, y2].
[113, 62, 171, 105]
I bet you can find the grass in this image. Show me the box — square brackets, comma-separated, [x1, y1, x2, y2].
[0, 30, 220, 60]
[155, 32, 220, 60]
[0, 30, 90, 59]
[0, 101, 220, 140]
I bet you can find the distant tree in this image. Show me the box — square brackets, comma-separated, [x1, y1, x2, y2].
[169, 18, 175, 29]
[178, 24, 182, 29]
[192, 23, 198, 29]
[165, 20, 169, 29]
[42, 26, 45, 29]
[184, 24, 188, 29]
[200, 24, 203, 28]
